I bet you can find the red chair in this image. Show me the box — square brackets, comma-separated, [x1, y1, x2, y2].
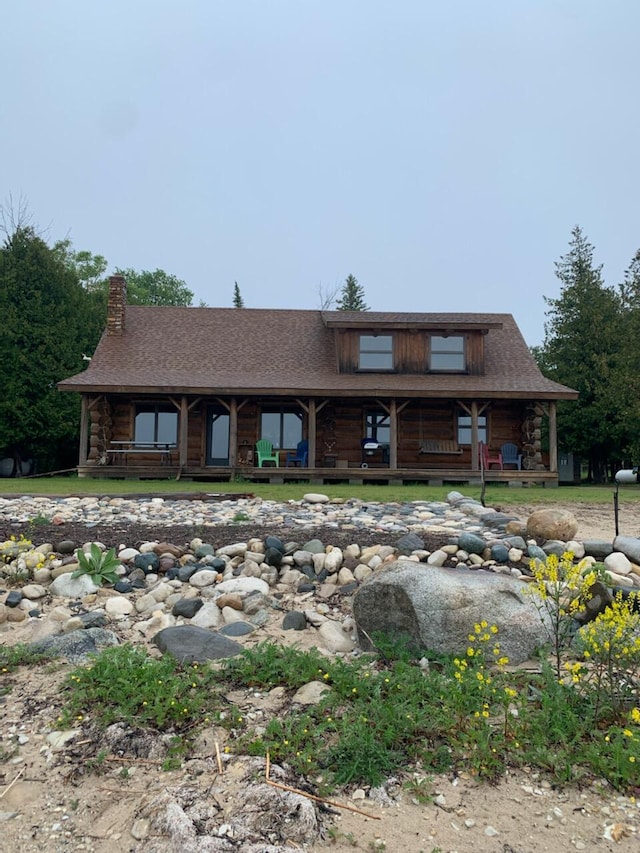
[479, 442, 503, 470]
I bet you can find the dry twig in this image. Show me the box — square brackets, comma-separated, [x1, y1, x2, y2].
[0, 767, 25, 799]
[265, 752, 380, 820]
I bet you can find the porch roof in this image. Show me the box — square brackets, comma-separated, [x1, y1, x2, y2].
[58, 306, 578, 400]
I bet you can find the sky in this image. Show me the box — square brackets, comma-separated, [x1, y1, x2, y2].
[2, 0, 640, 346]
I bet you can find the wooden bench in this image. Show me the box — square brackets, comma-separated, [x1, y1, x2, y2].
[419, 440, 463, 455]
[107, 442, 174, 465]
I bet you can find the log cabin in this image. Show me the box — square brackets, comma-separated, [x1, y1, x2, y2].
[58, 275, 578, 485]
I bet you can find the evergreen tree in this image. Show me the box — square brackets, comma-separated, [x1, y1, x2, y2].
[616, 249, 640, 463]
[336, 274, 369, 311]
[233, 281, 245, 307]
[0, 228, 103, 472]
[537, 226, 623, 481]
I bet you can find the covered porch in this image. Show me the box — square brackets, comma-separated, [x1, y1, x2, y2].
[77, 391, 560, 485]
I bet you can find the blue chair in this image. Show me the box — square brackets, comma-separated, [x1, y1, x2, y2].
[501, 442, 522, 470]
[286, 439, 308, 467]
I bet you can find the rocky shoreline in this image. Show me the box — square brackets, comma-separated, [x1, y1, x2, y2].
[2, 491, 640, 853]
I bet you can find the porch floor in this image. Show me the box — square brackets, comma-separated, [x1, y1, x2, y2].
[78, 463, 558, 486]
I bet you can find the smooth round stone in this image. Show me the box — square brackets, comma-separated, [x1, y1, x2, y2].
[527, 544, 547, 561]
[195, 544, 215, 559]
[283, 611, 307, 631]
[264, 547, 283, 567]
[565, 540, 585, 560]
[604, 552, 632, 575]
[303, 493, 330, 504]
[178, 565, 199, 582]
[56, 540, 76, 555]
[508, 547, 524, 562]
[5, 590, 23, 607]
[220, 621, 255, 637]
[118, 547, 140, 561]
[458, 532, 486, 555]
[105, 597, 134, 617]
[189, 570, 219, 588]
[21, 584, 47, 600]
[134, 553, 159, 573]
[427, 550, 448, 567]
[264, 535, 285, 553]
[171, 597, 203, 619]
[490, 544, 510, 563]
[302, 539, 325, 554]
[542, 540, 567, 557]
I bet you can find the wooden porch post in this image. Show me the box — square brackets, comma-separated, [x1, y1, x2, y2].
[548, 401, 558, 473]
[470, 402, 479, 470]
[179, 396, 188, 467]
[389, 399, 398, 469]
[79, 395, 89, 465]
[228, 398, 238, 467]
[308, 399, 317, 468]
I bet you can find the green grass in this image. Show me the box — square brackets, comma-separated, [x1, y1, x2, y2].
[0, 473, 638, 506]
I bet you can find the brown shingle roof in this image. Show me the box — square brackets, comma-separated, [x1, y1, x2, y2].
[58, 307, 577, 400]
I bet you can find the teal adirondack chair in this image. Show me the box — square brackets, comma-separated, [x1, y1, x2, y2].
[256, 439, 279, 467]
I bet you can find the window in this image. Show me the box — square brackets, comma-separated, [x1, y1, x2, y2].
[430, 335, 465, 371]
[358, 335, 393, 370]
[261, 410, 302, 449]
[457, 413, 486, 445]
[134, 405, 178, 446]
[365, 410, 390, 444]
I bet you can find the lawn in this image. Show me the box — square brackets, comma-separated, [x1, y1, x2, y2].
[0, 474, 637, 506]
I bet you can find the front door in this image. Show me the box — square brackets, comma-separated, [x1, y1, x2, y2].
[206, 408, 230, 465]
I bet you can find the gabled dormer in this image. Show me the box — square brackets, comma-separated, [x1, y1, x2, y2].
[321, 312, 503, 376]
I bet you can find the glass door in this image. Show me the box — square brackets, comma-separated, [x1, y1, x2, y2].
[206, 407, 230, 465]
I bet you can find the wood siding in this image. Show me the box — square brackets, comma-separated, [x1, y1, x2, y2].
[335, 329, 485, 375]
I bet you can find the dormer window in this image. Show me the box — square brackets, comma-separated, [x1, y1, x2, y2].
[358, 334, 393, 370]
[430, 335, 466, 371]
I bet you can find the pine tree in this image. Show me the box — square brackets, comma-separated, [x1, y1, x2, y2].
[538, 226, 623, 480]
[616, 249, 640, 463]
[233, 281, 245, 308]
[336, 274, 369, 311]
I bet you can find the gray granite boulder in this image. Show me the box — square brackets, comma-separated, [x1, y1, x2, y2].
[353, 560, 548, 664]
[30, 628, 120, 663]
[152, 625, 243, 663]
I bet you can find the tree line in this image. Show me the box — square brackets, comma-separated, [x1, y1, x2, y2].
[0, 213, 370, 473]
[5, 210, 632, 482]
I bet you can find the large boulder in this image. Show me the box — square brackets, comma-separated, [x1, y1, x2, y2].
[526, 509, 578, 542]
[352, 561, 547, 664]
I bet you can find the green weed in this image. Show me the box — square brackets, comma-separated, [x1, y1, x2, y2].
[72, 543, 122, 586]
[59, 644, 222, 731]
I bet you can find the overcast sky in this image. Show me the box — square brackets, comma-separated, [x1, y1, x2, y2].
[2, 1, 639, 345]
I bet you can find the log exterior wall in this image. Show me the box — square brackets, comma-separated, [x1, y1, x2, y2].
[94, 394, 536, 472]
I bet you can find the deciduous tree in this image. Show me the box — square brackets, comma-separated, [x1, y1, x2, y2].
[115, 267, 194, 306]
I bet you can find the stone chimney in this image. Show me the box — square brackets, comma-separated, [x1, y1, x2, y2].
[107, 274, 127, 335]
